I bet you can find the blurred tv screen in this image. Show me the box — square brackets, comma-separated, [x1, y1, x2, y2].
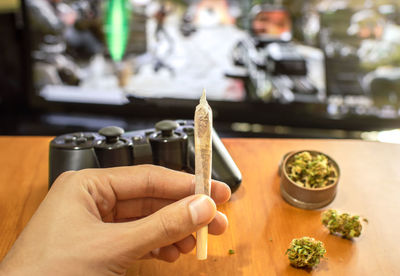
[25, 0, 400, 118]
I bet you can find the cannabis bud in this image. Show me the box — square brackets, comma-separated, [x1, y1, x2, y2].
[286, 151, 337, 188]
[285, 237, 326, 269]
[322, 209, 363, 239]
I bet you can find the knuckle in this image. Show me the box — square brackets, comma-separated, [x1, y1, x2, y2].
[52, 170, 76, 187]
[59, 170, 75, 179]
[77, 168, 97, 176]
[56, 169, 97, 188]
[137, 164, 157, 170]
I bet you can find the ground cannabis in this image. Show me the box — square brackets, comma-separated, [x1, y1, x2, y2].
[286, 151, 337, 188]
[322, 209, 363, 239]
[285, 237, 326, 269]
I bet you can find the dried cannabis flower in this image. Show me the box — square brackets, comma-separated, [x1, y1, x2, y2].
[285, 237, 326, 269]
[286, 151, 337, 188]
[322, 209, 363, 239]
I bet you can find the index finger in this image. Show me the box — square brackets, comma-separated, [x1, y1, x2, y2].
[87, 165, 231, 203]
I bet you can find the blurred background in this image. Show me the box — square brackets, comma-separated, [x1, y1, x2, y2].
[1, 0, 400, 142]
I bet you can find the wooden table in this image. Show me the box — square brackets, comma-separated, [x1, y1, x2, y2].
[1, 137, 400, 275]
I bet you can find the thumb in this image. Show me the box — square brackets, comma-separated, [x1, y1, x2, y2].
[117, 195, 216, 259]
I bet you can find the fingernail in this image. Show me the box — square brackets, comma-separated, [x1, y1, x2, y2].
[151, 248, 160, 257]
[189, 196, 215, 225]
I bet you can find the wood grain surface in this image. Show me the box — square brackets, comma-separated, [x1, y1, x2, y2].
[1, 137, 400, 275]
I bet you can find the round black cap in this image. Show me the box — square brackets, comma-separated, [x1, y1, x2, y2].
[99, 126, 125, 143]
[155, 120, 179, 137]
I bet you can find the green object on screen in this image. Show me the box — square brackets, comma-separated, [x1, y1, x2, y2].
[105, 0, 130, 61]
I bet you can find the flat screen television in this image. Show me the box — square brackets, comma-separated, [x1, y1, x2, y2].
[22, 0, 400, 132]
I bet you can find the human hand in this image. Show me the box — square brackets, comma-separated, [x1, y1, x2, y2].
[0, 165, 231, 276]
